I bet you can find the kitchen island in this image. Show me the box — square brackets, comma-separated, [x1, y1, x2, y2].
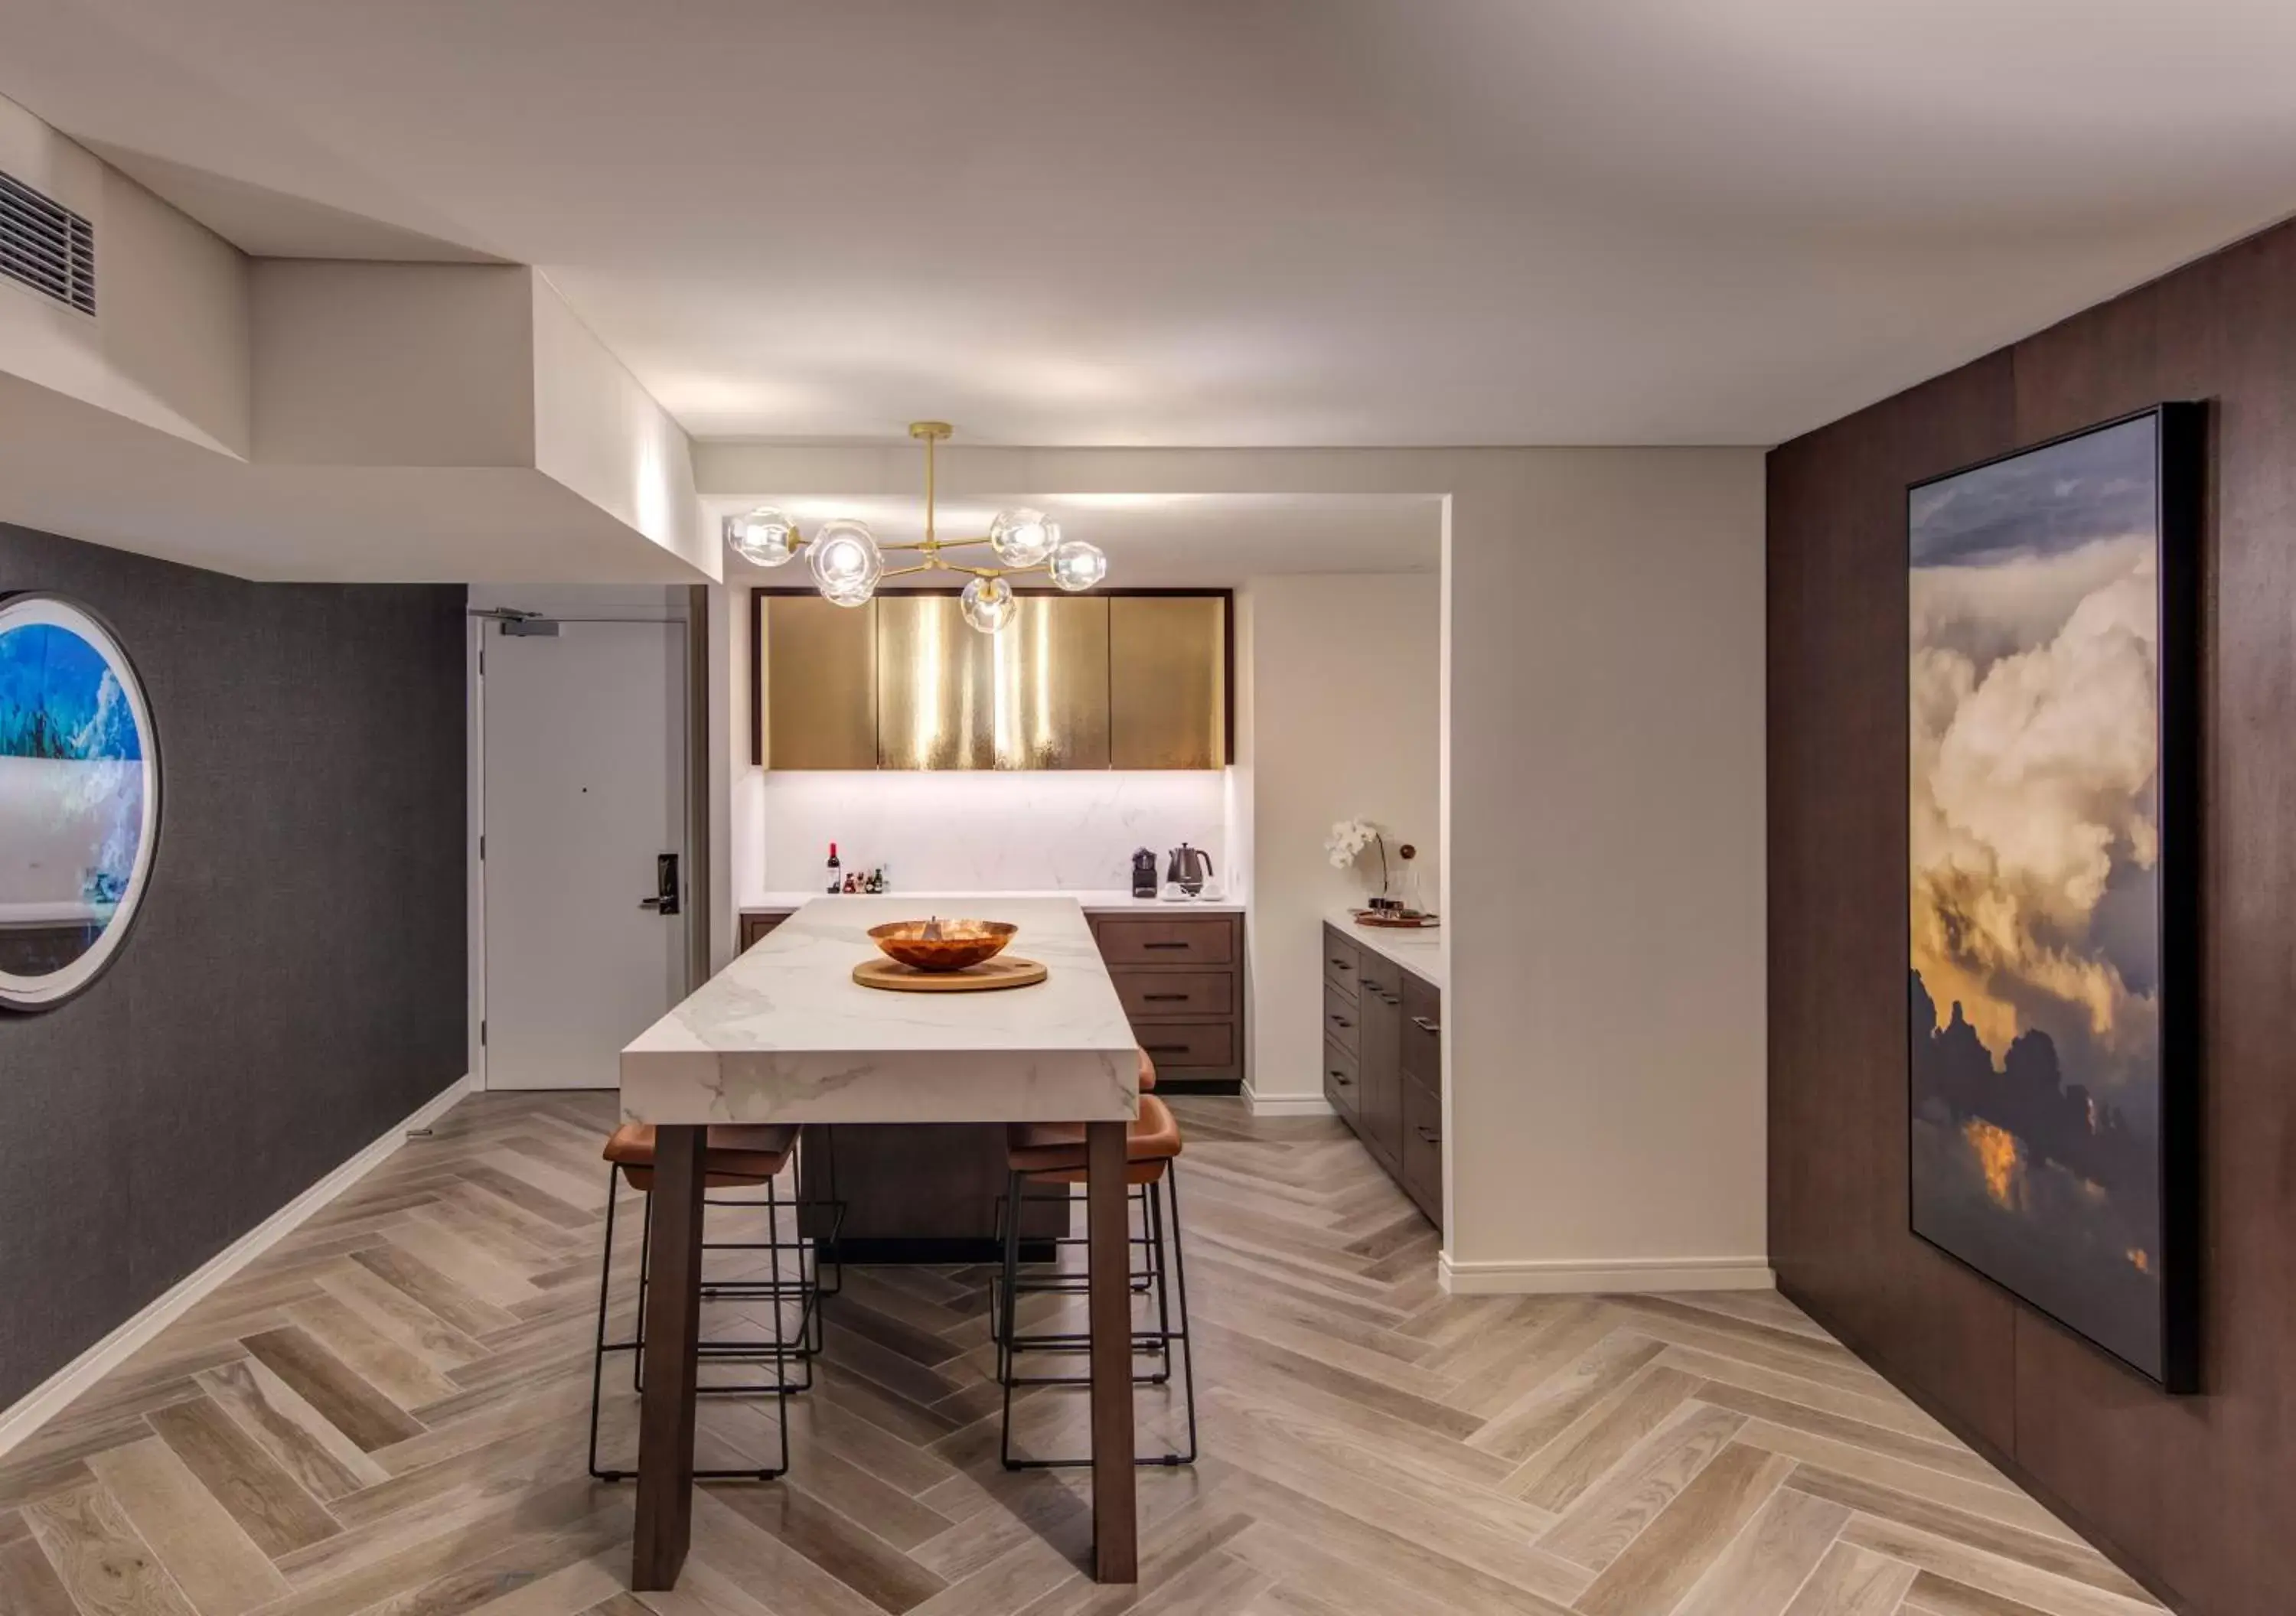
[619, 896, 1143, 1588]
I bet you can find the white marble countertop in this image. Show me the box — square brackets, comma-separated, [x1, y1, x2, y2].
[1326, 909, 1445, 992]
[745, 888, 1247, 915]
[623, 896, 1139, 1126]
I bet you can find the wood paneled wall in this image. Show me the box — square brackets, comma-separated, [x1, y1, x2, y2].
[1767, 218, 2296, 1616]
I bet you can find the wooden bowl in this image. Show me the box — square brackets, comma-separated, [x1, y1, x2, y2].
[866, 918, 1018, 973]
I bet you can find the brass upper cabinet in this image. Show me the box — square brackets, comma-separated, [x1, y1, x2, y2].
[877, 595, 1111, 769]
[1110, 595, 1228, 768]
[758, 595, 878, 768]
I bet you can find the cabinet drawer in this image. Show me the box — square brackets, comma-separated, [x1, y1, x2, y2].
[1322, 1038, 1360, 1116]
[1321, 982, 1363, 1057]
[1133, 1021, 1234, 1071]
[1401, 1073, 1442, 1225]
[1094, 917, 1234, 966]
[1356, 950, 1402, 1004]
[1401, 973, 1440, 1082]
[1322, 929, 1360, 999]
[1114, 970, 1234, 1020]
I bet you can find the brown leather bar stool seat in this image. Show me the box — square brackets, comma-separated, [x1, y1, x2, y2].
[589, 1119, 814, 1485]
[1005, 1093, 1182, 1185]
[993, 1062, 1196, 1471]
[603, 1122, 797, 1191]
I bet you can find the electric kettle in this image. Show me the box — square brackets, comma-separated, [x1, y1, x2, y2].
[1165, 842, 1215, 897]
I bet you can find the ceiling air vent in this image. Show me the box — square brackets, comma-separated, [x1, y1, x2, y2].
[0, 169, 95, 316]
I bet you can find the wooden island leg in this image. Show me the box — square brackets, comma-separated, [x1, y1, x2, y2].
[633, 1124, 706, 1589]
[1084, 1119, 1139, 1582]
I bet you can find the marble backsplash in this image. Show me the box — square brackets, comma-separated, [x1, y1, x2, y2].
[750, 770, 1231, 894]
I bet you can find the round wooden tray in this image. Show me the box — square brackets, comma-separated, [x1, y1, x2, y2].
[852, 956, 1049, 992]
[1351, 911, 1440, 929]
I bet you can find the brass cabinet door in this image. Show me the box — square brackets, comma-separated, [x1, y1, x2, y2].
[760, 595, 877, 768]
[877, 595, 1110, 770]
[1110, 596, 1227, 768]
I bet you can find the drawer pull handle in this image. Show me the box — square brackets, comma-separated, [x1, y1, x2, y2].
[1329, 956, 1349, 969]
[1329, 1015, 1352, 1028]
[1143, 992, 1189, 1002]
[1145, 1044, 1189, 1055]
[1329, 1070, 1352, 1084]
[1416, 1126, 1440, 1145]
[1411, 1015, 1441, 1034]
[1143, 940, 1191, 950]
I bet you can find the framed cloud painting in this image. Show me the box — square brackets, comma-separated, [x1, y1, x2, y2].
[0, 594, 161, 1010]
[1907, 405, 2200, 1390]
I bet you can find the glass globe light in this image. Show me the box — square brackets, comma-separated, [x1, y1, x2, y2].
[988, 507, 1058, 567]
[807, 518, 882, 606]
[960, 575, 1018, 634]
[725, 507, 798, 567]
[1048, 537, 1107, 593]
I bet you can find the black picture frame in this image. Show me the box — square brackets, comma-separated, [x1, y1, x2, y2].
[1904, 402, 2202, 1393]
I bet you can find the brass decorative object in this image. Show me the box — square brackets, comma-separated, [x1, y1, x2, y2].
[866, 917, 1019, 972]
[726, 423, 1109, 631]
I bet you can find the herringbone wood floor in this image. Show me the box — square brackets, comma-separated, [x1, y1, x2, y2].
[0, 1093, 2164, 1616]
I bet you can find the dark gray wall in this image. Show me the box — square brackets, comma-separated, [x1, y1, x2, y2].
[0, 524, 465, 1409]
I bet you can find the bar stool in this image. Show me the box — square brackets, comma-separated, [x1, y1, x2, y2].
[993, 1051, 1197, 1470]
[587, 1122, 822, 1482]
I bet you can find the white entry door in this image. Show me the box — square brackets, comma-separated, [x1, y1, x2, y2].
[482, 618, 687, 1090]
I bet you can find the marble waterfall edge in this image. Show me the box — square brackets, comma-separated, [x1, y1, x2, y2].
[621, 896, 1140, 1125]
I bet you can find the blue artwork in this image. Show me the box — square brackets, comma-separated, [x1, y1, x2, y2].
[0, 595, 159, 1008]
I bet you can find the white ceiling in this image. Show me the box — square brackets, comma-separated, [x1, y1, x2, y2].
[716, 494, 1440, 588]
[5, 2, 2296, 446]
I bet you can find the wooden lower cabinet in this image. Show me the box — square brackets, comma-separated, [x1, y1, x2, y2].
[1323, 923, 1441, 1229]
[1088, 910, 1244, 1093]
[738, 908, 795, 950]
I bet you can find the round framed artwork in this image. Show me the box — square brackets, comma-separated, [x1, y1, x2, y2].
[0, 594, 161, 1009]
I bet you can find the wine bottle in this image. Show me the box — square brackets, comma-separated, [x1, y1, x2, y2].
[825, 842, 841, 894]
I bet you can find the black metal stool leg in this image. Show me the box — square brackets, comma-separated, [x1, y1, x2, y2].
[587, 1165, 623, 1481]
[1164, 1162, 1199, 1465]
[591, 1162, 799, 1482]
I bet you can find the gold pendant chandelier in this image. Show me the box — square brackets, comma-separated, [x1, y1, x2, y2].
[722, 422, 1108, 633]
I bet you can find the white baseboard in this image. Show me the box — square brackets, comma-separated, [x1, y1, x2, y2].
[0, 1074, 475, 1464]
[1439, 1252, 1776, 1295]
[1241, 1083, 1334, 1119]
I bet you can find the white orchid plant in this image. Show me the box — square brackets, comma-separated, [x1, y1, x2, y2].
[1325, 817, 1379, 869]
[1325, 816, 1395, 901]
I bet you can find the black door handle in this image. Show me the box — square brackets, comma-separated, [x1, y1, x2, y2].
[640, 852, 680, 915]
[1411, 1015, 1440, 1034]
[1329, 1015, 1352, 1028]
[1329, 1070, 1352, 1085]
[1142, 992, 1189, 1002]
[1416, 1126, 1440, 1145]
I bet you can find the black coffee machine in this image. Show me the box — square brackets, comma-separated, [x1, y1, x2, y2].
[1130, 847, 1159, 898]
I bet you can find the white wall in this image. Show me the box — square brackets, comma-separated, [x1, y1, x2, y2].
[695, 442, 1769, 1294]
[1242, 573, 1440, 1109]
[745, 771, 1227, 897]
[253, 262, 533, 466]
[530, 278, 713, 580]
[1440, 455, 1768, 1290]
[0, 91, 249, 458]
